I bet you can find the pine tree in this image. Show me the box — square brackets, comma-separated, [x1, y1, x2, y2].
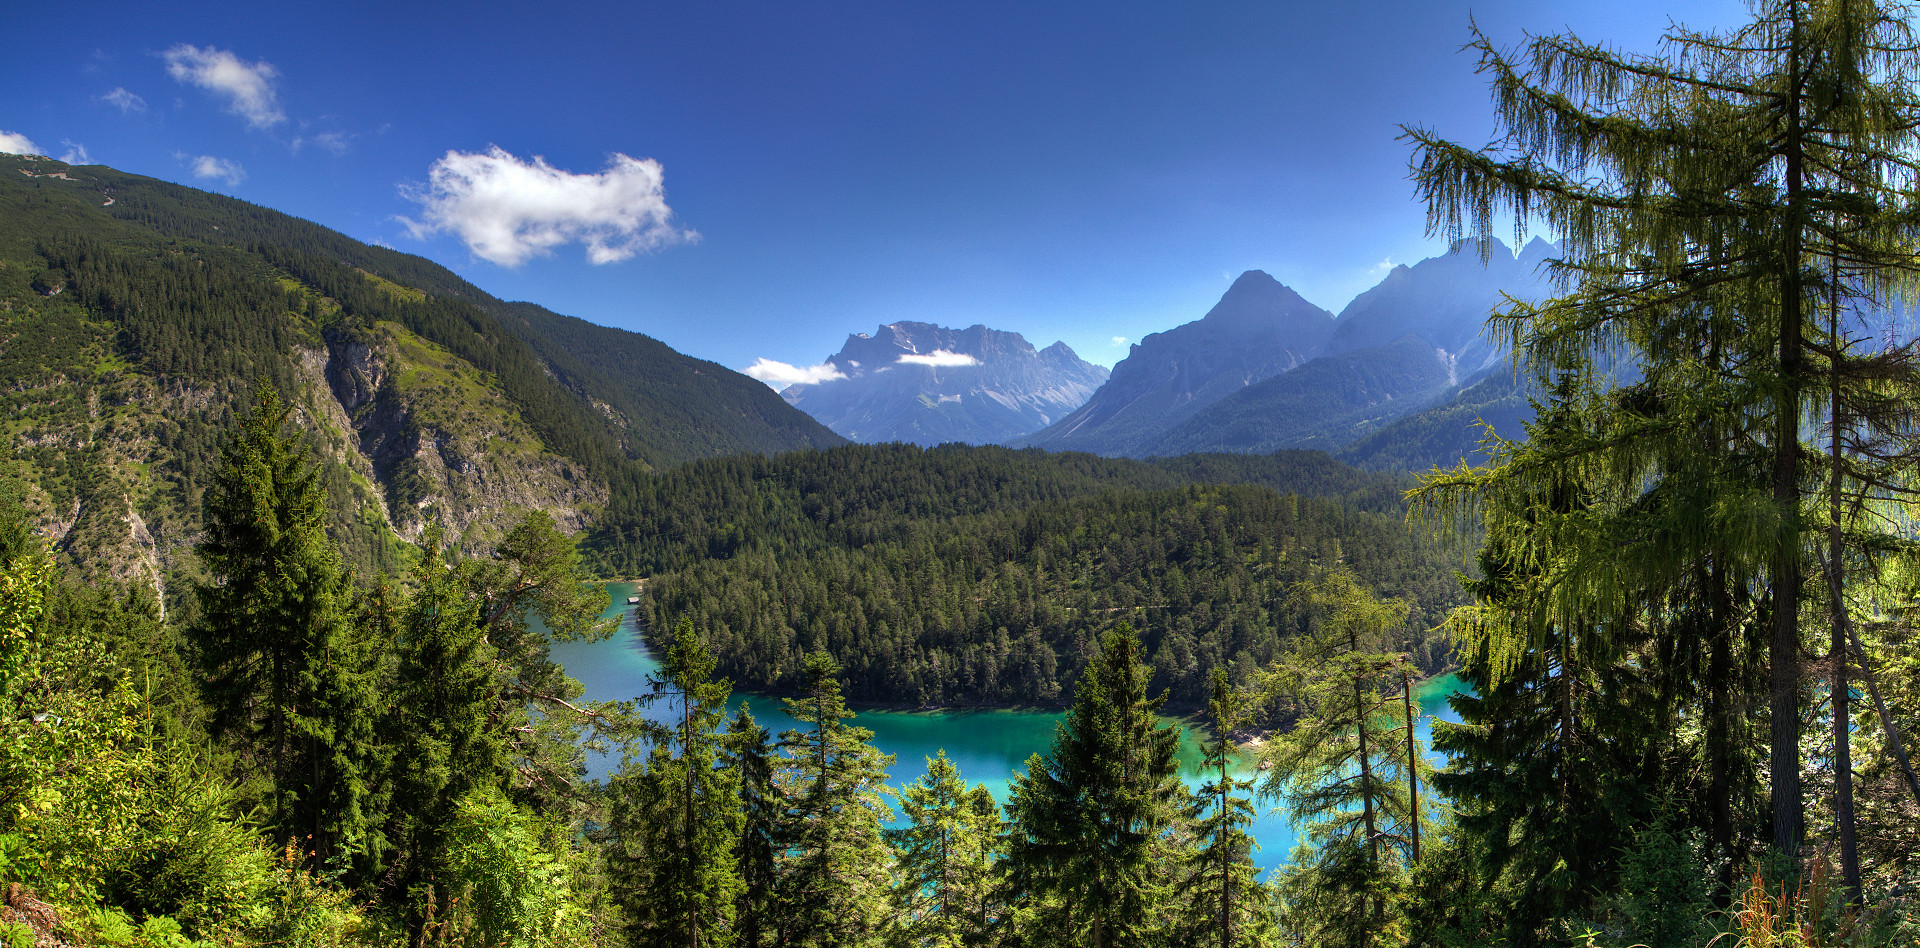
[1176, 669, 1268, 948]
[191, 383, 385, 875]
[775, 650, 895, 947]
[610, 618, 745, 948]
[887, 751, 1007, 948]
[460, 511, 619, 815]
[1006, 624, 1182, 948]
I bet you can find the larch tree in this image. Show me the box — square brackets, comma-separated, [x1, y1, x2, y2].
[1404, 0, 1920, 870]
[1259, 568, 1426, 948]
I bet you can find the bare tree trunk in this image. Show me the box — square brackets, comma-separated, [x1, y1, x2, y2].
[1403, 670, 1421, 866]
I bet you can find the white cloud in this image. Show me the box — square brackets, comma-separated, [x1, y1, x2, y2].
[163, 44, 284, 129]
[1111, 336, 1128, 347]
[188, 154, 245, 186]
[0, 131, 41, 155]
[101, 87, 147, 113]
[743, 358, 847, 388]
[400, 146, 697, 267]
[897, 349, 981, 368]
[58, 140, 92, 164]
[1372, 257, 1395, 273]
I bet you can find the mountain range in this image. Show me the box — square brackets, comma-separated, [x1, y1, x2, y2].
[1011, 236, 1556, 459]
[777, 322, 1108, 445]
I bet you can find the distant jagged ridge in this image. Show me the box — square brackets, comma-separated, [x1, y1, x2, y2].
[778, 321, 1109, 446]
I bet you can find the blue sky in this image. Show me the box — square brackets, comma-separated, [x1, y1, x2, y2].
[1, 0, 1748, 380]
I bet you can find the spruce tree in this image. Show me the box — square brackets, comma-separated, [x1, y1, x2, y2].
[775, 650, 895, 947]
[724, 704, 781, 948]
[388, 535, 509, 905]
[887, 751, 1007, 948]
[610, 617, 745, 948]
[191, 383, 385, 875]
[1006, 623, 1182, 948]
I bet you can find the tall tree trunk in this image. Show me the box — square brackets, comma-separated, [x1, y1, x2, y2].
[1707, 560, 1734, 902]
[1771, 0, 1808, 862]
[1353, 635, 1378, 932]
[1403, 670, 1421, 866]
[1826, 250, 1861, 905]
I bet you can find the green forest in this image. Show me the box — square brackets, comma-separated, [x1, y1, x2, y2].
[7, 1, 1920, 947]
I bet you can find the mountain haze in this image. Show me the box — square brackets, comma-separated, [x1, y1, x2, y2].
[1016, 239, 1554, 461]
[1009, 270, 1335, 456]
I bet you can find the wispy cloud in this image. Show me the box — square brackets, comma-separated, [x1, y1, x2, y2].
[898, 350, 981, 368]
[294, 130, 350, 155]
[1371, 257, 1395, 273]
[58, 140, 92, 164]
[100, 87, 147, 113]
[163, 44, 284, 129]
[0, 131, 41, 155]
[184, 154, 245, 186]
[400, 146, 697, 266]
[1111, 336, 1128, 347]
[744, 358, 847, 388]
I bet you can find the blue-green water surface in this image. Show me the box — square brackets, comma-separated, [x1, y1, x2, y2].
[550, 583, 1465, 876]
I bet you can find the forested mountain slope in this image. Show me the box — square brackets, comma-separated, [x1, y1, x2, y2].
[1142, 335, 1462, 457]
[0, 154, 840, 589]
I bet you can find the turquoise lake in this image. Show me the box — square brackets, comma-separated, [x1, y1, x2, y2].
[550, 583, 1465, 876]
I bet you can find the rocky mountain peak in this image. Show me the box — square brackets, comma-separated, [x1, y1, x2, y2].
[781, 321, 1108, 446]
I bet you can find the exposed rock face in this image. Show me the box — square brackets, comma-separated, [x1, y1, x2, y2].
[779, 321, 1108, 446]
[315, 323, 605, 549]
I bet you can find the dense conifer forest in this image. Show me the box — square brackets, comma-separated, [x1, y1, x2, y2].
[7, 1, 1920, 946]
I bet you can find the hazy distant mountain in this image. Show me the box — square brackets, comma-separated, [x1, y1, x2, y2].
[1017, 238, 1555, 459]
[1335, 367, 1533, 472]
[1008, 271, 1335, 456]
[1325, 236, 1556, 370]
[1143, 336, 1459, 456]
[779, 321, 1109, 445]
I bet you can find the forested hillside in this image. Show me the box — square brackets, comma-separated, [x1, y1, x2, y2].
[0, 154, 840, 589]
[642, 482, 1460, 708]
